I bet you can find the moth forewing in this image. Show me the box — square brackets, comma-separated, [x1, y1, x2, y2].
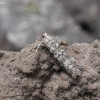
[42, 32, 81, 79]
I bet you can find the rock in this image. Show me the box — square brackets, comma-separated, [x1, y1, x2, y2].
[0, 36, 100, 99]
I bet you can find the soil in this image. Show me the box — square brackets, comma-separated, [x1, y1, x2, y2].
[0, 36, 100, 100]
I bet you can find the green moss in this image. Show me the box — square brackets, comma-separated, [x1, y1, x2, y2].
[25, 2, 40, 14]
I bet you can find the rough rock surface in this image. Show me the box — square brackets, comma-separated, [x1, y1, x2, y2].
[0, 37, 100, 100]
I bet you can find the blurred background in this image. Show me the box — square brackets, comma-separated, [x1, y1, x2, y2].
[0, 0, 100, 51]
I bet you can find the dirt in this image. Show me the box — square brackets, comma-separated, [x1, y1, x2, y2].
[0, 36, 100, 100]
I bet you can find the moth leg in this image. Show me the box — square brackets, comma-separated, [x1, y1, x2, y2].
[25, 42, 43, 61]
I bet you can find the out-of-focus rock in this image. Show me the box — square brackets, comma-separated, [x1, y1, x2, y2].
[0, 0, 99, 49]
[61, 0, 100, 38]
[0, 34, 20, 51]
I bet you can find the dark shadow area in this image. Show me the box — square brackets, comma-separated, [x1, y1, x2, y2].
[79, 21, 93, 33]
[0, 53, 4, 59]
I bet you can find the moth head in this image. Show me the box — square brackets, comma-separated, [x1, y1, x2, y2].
[42, 32, 49, 38]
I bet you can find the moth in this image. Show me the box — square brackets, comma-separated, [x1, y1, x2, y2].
[42, 32, 81, 79]
[26, 32, 81, 79]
